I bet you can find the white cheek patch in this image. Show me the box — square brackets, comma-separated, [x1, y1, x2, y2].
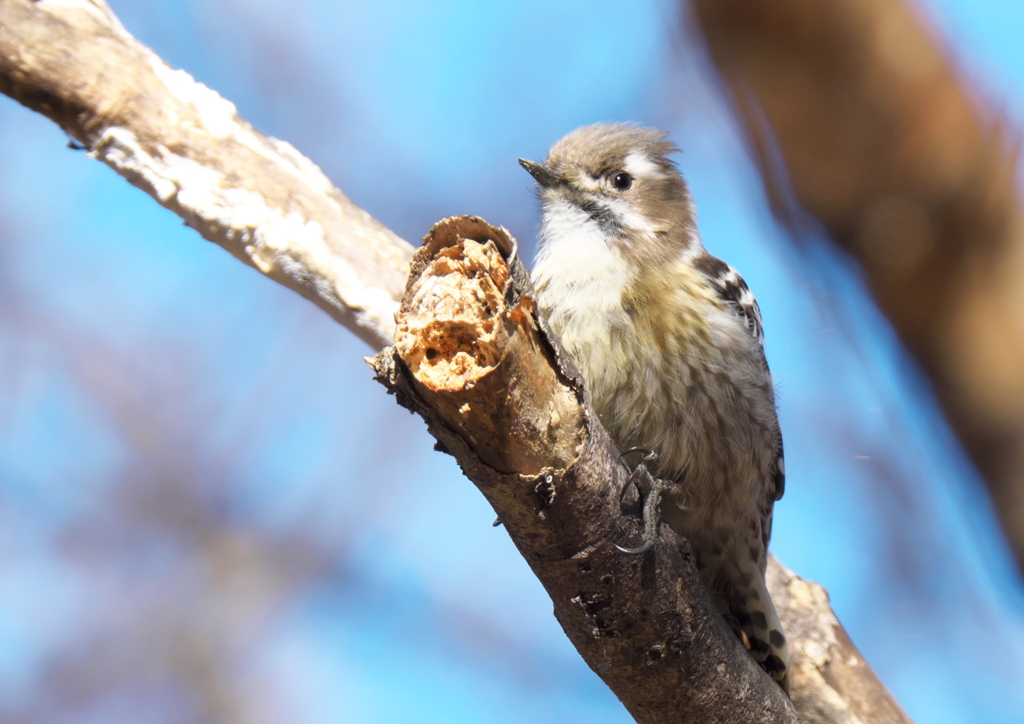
[605, 197, 657, 237]
[623, 152, 665, 181]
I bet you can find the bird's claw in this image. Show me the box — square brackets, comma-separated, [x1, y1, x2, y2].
[615, 452, 671, 555]
[618, 447, 657, 502]
[615, 539, 654, 555]
[619, 446, 657, 468]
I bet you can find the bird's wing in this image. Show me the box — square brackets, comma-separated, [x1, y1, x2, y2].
[693, 253, 785, 503]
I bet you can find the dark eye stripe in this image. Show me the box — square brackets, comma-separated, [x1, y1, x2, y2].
[578, 200, 624, 235]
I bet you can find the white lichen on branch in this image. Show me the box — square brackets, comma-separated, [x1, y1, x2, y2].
[0, 0, 412, 350]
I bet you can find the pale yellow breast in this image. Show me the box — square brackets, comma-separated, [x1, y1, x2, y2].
[540, 257, 775, 519]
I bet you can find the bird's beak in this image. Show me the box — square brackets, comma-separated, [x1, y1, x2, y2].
[518, 158, 561, 189]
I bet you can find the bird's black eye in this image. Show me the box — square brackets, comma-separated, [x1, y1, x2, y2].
[612, 171, 633, 190]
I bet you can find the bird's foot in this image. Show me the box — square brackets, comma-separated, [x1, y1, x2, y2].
[615, 449, 670, 554]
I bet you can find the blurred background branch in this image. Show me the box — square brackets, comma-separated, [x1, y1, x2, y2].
[690, 0, 1024, 571]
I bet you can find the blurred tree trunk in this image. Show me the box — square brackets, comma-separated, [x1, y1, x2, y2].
[690, 0, 1024, 572]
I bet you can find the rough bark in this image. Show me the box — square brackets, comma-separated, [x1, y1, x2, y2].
[0, 1, 913, 721]
[770, 562, 910, 724]
[690, 0, 1024, 571]
[0, 0, 413, 350]
[372, 215, 911, 724]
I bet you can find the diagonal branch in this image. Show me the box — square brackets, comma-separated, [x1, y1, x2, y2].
[369, 216, 799, 724]
[370, 215, 910, 724]
[0, 0, 413, 350]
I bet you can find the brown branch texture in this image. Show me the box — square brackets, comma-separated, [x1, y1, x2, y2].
[372, 216, 911, 724]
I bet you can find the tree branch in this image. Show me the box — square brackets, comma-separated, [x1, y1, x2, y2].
[370, 215, 911, 724]
[369, 217, 799, 723]
[0, 2, 913, 721]
[0, 0, 413, 350]
[690, 0, 1024, 571]
[770, 561, 910, 724]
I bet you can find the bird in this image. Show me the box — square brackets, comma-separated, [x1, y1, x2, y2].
[519, 122, 790, 693]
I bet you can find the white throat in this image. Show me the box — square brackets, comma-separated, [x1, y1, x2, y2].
[531, 196, 633, 319]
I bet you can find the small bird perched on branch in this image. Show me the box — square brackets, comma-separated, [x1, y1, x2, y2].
[520, 123, 790, 693]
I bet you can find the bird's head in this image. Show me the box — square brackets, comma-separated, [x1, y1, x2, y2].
[519, 123, 700, 262]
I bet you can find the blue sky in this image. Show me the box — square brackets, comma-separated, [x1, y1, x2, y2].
[0, 1, 1022, 722]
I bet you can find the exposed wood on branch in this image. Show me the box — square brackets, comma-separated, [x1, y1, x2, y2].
[691, 0, 1024, 570]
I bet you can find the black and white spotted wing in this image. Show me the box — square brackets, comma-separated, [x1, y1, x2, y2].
[693, 254, 764, 343]
[693, 253, 785, 503]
